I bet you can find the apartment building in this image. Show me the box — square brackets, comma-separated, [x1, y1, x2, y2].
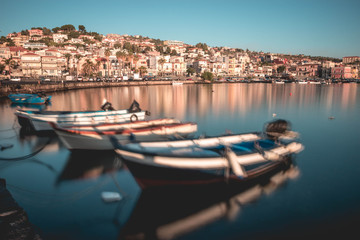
[332, 66, 352, 79]
[0, 47, 11, 59]
[21, 53, 42, 76]
[342, 56, 360, 64]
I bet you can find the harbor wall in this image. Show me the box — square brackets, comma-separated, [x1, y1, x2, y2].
[0, 80, 195, 98]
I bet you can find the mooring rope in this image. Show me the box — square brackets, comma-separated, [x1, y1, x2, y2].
[0, 118, 20, 133]
[0, 138, 51, 161]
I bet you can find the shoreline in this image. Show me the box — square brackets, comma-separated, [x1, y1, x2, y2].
[1, 79, 358, 99]
[0, 80, 198, 99]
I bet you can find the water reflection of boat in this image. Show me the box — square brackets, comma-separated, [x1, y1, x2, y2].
[11, 102, 52, 111]
[119, 160, 299, 240]
[56, 151, 123, 184]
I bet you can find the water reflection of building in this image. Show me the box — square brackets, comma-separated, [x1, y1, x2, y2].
[119, 161, 299, 240]
[44, 83, 358, 123]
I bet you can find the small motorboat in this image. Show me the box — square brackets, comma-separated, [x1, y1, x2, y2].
[112, 119, 304, 188]
[15, 100, 149, 131]
[8, 92, 52, 105]
[51, 118, 198, 150]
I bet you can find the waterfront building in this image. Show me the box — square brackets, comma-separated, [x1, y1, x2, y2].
[342, 56, 360, 64]
[21, 53, 42, 77]
[331, 66, 352, 79]
[296, 63, 320, 78]
[170, 56, 186, 76]
[209, 61, 226, 76]
[351, 66, 358, 79]
[41, 55, 65, 76]
[320, 61, 336, 79]
[193, 59, 209, 74]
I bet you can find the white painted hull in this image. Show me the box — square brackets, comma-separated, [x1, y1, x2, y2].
[54, 121, 198, 150]
[116, 141, 304, 168]
[16, 110, 146, 131]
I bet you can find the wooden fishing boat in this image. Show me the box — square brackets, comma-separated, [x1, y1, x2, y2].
[8, 93, 51, 105]
[51, 118, 198, 150]
[112, 119, 304, 188]
[15, 100, 149, 131]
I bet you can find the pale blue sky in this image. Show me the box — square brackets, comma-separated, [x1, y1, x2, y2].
[1, 0, 359, 58]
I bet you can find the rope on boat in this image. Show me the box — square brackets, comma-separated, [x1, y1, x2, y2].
[0, 138, 51, 161]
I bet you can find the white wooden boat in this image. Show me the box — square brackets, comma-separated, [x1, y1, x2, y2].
[113, 119, 304, 188]
[52, 118, 198, 150]
[15, 100, 149, 131]
[172, 81, 183, 85]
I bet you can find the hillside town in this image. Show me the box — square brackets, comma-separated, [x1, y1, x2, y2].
[0, 24, 359, 82]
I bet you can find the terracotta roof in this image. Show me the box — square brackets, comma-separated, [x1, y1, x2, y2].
[23, 52, 39, 56]
[9, 46, 26, 52]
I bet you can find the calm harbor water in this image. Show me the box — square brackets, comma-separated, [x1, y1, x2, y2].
[0, 83, 360, 239]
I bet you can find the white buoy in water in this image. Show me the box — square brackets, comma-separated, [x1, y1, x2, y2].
[101, 192, 122, 202]
[272, 113, 277, 117]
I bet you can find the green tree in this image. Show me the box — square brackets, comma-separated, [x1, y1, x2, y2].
[155, 45, 164, 54]
[114, 43, 122, 49]
[60, 24, 76, 32]
[277, 65, 286, 73]
[201, 71, 214, 81]
[42, 27, 52, 35]
[139, 66, 147, 77]
[21, 30, 29, 35]
[144, 46, 152, 53]
[0, 64, 5, 74]
[170, 49, 177, 56]
[116, 51, 127, 76]
[78, 25, 86, 33]
[158, 58, 166, 76]
[68, 31, 80, 39]
[74, 54, 82, 76]
[104, 48, 111, 77]
[4, 58, 16, 78]
[82, 59, 95, 77]
[52, 27, 60, 33]
[196, 43, 208, 51]
[187, 67, 195, 76]
[64, 53, 72, 72]
[165, 47, 171, 55]
[93, 34, 102, 42]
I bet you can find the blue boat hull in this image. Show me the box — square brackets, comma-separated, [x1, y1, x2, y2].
[8, 94, 51, 105]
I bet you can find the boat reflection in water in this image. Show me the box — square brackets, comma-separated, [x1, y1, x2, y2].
[56, 151, 124, 184]
[11, 102, 52, 111]
[119, 158, 299, 240]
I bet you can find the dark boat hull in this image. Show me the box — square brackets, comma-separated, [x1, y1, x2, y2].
[121, 156, 293, 189]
